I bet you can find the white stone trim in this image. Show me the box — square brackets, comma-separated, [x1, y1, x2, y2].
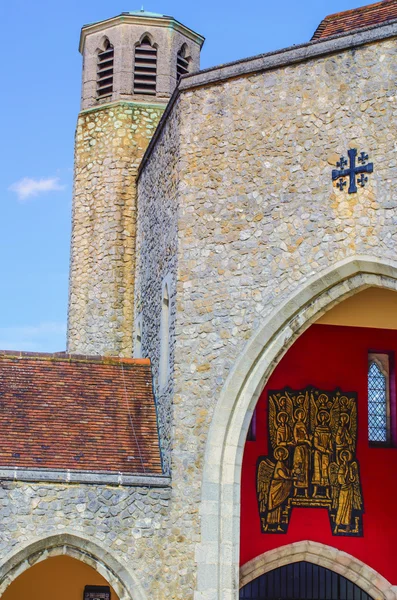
[240, 542, 397, 600]
[179, 21, 397, 92]
[0, 467, 170, 486]
[0, 531, 146, 600]
[195, 256, 397, 600]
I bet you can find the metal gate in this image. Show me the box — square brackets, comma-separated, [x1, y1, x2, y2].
[239, 561, 374, 600]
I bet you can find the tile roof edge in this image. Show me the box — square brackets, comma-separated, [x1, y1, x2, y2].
[318, 0, 393, 23]
[312, 0, 397, 39]
[0, 350, 151, 366]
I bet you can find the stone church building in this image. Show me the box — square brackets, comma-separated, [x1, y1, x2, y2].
[1, 0, 397, 598]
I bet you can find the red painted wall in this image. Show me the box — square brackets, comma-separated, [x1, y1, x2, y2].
[241, 324, 397, 582]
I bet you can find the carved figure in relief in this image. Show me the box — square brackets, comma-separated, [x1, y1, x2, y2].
[276, 412, 293, 447]
[277, 394, 294, 418]
[256, 386, 364, 537]
[329, 450, 363, 534]
[335, 413, 353, 462]
[269, 394, 294, 451]
[292, 408, 311, 497]
[267, 447, 294, 530]
[312, 411, 333, 498]
[257, 446, 295, 532]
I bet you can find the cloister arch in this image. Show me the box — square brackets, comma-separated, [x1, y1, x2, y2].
[196, 256, 397, 600]
[0, 532, 145, 600]
[239, 542, 395, 599]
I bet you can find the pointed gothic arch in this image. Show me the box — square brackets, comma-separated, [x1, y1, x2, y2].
[96, 36, 113, 53]
[176, 43, 191, 80]
[97, 37, 114, 99]
[239, 541, 395, 599]
[196, 255, 397, 600]
[0, 532, 146, 600]
[134, 34, 157, 95]
[136, 31, 156, 47]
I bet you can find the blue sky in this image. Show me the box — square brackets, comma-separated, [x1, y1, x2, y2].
[1, 0, 369, 352]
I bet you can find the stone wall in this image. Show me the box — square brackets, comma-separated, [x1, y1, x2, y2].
[67, 101, 164, 357]
[0, 481, 170, 599]
[137, 34, 397, 598]
[135, 100, 181, 473]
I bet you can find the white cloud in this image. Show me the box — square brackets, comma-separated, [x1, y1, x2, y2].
[8, 176, 66, 201]
[0, 321, 67, 352]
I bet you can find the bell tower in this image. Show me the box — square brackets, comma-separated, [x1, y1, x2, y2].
[67, 10, 204, 356]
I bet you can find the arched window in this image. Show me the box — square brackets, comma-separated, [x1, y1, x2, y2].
[368, 353, 391, 445]
[97, 39, 114, 99]
[159, 282, 171, 390]
[176, 44, 190, 81]
[134, 36, 157, 95]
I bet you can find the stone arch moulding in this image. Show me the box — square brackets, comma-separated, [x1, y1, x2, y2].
[136, 32, 157, 48]
[96, 36, 112, 53]
[0, 531, 146, 600]
[195, 256, 397, 600]
[240, 541, 396, 600]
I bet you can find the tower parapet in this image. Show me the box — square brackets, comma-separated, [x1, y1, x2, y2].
[67, 11, 204, 357]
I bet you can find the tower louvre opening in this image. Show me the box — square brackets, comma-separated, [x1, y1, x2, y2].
[97, 40, 114, 98]
[134, 37, 157, 95]
[177, 45, 189, 80]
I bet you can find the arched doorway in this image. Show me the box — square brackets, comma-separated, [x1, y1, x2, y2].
[197, 257, 397, 600]
[240, 288, 397, 574]
[239, 561, 373, 600]
[239, 542, 393, 600]
[2, 555, 119, 600]
[0, 533, 143, 600]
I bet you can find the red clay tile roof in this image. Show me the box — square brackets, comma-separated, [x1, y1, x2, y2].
[0, 351, 162, 475]
[312, 0, 397, 39]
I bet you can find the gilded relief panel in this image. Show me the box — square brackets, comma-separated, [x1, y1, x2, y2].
[256, 387, 364, 536]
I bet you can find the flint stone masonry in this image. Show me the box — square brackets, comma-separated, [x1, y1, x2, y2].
[135, 100, 181, 474]
[0, 482, 171, 599]
[137, 32, 397, 598]
[67, 101, 164, 357]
